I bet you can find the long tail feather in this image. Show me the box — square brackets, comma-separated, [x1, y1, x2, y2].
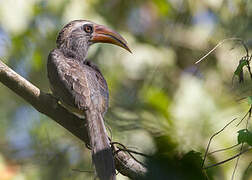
[85, 108, 116, 180]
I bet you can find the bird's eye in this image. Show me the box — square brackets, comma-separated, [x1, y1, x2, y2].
[83, 25, 93, 33]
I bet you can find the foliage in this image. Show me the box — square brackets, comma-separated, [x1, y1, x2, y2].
[238, 129, 252, 146]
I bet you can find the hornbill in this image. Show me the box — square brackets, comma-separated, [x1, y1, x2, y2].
[47, 20, 131, 180]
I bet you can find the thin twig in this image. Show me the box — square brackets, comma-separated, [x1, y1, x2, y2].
[112, 141, 148, 167]
[244, 161, 252, 177]
[111, 142, 150, 158]
[236, 107, 251, 127]
[231, 143, 244, 180]
[208, 144, 239, 155]
[118, 147, 151, 158]
[236, 97, 247, 102]
[203, 147, 252, 169]
[202, 118, 237, 168]
[245, 105, 251, 129]
[195, 38, 248, 64]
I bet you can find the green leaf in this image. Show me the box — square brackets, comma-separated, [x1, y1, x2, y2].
[238, 129, 247, 144]
[234, 59, 248, 76]
[248, 132, 252, 146]
[237, 129, 252, 145]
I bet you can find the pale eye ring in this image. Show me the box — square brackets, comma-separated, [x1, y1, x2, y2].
[83, 25, 93, 33]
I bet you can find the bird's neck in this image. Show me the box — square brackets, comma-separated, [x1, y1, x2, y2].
[59, 42, 89, 62]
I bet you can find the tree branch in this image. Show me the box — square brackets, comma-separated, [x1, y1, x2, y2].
[0, 60, 147, 179]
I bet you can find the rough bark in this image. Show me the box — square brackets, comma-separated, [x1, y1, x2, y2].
[0, 59, 147, 179]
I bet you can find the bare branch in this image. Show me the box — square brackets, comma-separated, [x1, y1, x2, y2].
[236, 107, 251, 127]
[195, 38, 248, 64]
[202, 118, 237, 168]
[0, 60, 147, 179]
[208, 144, 240, 155]
[203, 147, 252, 169]
[231, 143, 243, 180]
[244, 161, 252, 177]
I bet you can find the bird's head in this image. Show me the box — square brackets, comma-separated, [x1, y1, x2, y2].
[56, 20, 131, 61]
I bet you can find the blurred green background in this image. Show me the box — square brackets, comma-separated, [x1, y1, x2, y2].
[0, 0, 251, 179]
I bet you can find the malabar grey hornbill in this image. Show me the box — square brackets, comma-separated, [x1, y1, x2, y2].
[47, 20, 131, 180]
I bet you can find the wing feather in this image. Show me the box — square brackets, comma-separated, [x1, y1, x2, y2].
[47, 49, 108, 114]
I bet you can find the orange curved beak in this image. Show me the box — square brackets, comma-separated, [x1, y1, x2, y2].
[90, 24, 131, 53]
